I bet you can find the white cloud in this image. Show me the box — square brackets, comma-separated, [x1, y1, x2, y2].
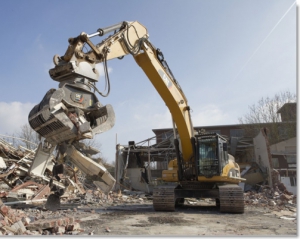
[0, 102, 36, 135]
[191, 104, 231, 126]
[128, 100, 231, 130]
[119, 97, 173, 130]
[133, 109, 172, 129]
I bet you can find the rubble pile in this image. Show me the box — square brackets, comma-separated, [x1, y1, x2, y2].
[0, 138, 35, 160]
[244, 185, 297, 212]
[0, 198, 84, 235]
[0, 139, 36, 188]
[0, 137, 86, 234]
[0, 188, 152, 235]
[77, 189, 150, 206]
[0, 137, 92, 201]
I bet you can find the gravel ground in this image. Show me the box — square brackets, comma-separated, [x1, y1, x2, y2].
[3, 191, 297, 236]
[72, 199, 297, 236]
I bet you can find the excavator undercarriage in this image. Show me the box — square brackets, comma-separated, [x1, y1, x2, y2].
[153, 183, 244, 213]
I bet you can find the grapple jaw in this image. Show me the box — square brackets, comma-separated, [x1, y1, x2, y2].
[28, 82, 115, 145]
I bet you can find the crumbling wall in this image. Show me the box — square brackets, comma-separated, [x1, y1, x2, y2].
[114, 145, 151, 192]
[125, 168, 152, 193]
[253, 128, 273, 187]
[252, 128, 295, 194]
[115, 145, 126, 191]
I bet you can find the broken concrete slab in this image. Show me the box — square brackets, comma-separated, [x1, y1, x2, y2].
[52, 226, 66, 234]
[11, 220, 26, 234]
[0, 157, 7, 169]
[27, 143, 54, 178]
[66, 222, 81, 231]
[26, 216, 75, 231]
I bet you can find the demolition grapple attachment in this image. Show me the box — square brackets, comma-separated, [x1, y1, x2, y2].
[28, 80, 115, 145]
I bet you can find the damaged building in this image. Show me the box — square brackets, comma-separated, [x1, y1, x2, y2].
[115, 103, 297, 195]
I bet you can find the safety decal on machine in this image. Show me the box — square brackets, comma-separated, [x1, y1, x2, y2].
[158, 69, 172, 89]
[75, 93, 84, 103]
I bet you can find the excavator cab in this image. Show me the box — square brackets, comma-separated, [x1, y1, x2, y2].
[196, 133, 228, 178]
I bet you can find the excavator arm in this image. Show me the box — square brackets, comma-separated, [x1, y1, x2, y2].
[50, 21, 194, 162]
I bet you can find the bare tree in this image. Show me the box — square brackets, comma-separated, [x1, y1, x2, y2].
[17, 124, 41, 150]
[81, 138, 102, 150]
[3, 133, 17, 148]
[239, 91, 296, 145]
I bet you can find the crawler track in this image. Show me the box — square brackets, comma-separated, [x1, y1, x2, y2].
[218, 184, 244, 213]
[153, 185, 175, 211]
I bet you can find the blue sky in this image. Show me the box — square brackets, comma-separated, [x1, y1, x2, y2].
[0, 0, 296, 163]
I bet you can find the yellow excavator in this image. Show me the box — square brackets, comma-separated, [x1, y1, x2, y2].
[29, 21, 245, 213]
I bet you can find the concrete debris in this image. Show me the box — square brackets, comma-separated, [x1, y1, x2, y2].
[0, 136, 118, 233]
[187, 200, 197, 205]
[0, 185, 295, 235]
[244, 185, 297, 213]
[0, 157, 7, 169]
[279, 216, 296, 220]
[0, 137, 115, 234]
[239, 162, 267, 190]
[0, 198, 85, 235]
[0, 182, 157, 235]
[0, 137, 89, 202]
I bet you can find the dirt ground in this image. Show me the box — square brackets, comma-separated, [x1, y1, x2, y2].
[72, 200, 297, 236]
